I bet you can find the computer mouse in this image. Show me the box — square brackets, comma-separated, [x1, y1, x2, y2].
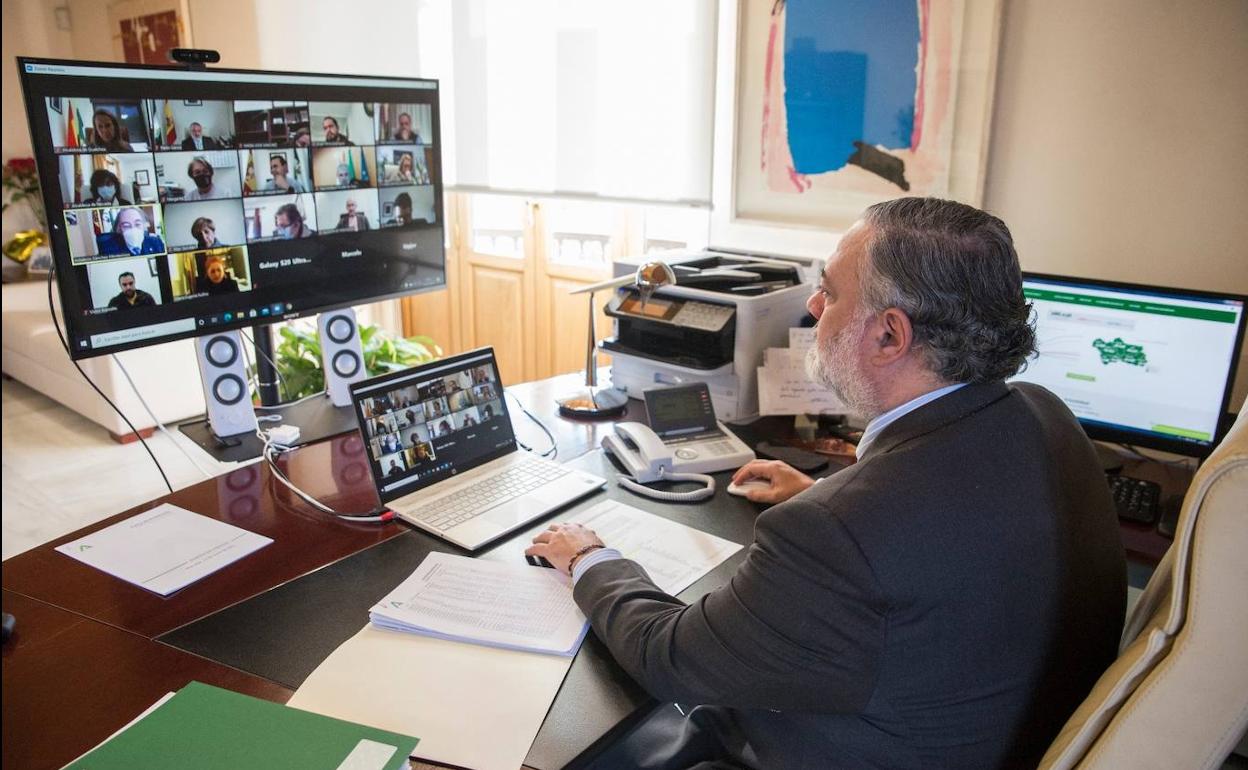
[525, 554, 555, 569]
[726, 479, 771, 497]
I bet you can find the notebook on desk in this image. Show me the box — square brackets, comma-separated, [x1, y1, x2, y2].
[350, 347, 606, 551]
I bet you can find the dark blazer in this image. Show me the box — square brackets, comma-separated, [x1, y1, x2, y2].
[575, 381, 1126, 769]
[336, 213, 371, 231]
[97, 232, 165, 257]
[181, 136, 220, 150]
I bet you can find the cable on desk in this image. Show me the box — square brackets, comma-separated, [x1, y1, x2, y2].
[46, 265, 173, 494]
[238, 326, 298, 402]
[112, 354, 217, 480]
[505, 389, 558, 461]
[257, 426, 393, 522]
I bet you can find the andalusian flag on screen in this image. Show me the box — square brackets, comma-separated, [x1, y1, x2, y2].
[346, 149, 358, 183]
[65, 102, 79, 148]
[72, 154, 83, 203]
[75, 106, 87, 146]
[164, 101, 176, 146]
[243, 149, 257, 192]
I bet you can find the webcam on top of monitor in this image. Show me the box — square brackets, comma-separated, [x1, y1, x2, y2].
[168, 48, 221, 67]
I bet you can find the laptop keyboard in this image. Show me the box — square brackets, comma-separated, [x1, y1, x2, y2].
[406, 460, 570, 531]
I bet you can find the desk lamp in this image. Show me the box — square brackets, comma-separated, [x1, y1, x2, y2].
[556, 261, 677, 419]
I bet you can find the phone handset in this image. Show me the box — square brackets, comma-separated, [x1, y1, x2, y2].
[601, 422, 715, 502]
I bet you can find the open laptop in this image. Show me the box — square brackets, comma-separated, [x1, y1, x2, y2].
[350, 347, 606, 550]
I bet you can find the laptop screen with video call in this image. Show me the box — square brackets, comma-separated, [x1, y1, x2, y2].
[351, 349, 515, 501]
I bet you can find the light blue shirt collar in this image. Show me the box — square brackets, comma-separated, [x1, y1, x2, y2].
[855, 382, 966, 459]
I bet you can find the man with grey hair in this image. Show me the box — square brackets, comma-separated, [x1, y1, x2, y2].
[529, 197, 1127, 768]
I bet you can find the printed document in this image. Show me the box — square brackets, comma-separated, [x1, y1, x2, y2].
[757, 327, 850, 416]
[491, 498, 745, 596]
[55, 503, 272, 596]
[369, 553, 589, 655]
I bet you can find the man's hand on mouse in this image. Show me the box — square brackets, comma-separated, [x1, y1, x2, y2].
[732, 459, 815, 504]
[527, 522, 606, 576]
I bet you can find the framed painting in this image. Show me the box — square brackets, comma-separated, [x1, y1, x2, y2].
[712, 0, 1003, 247]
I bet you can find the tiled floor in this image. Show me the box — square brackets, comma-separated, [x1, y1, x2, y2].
[1, 377, 237, 559]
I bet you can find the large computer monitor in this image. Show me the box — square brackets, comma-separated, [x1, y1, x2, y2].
[1012, 273, 1246, 457]
[18, 57, 445, 360]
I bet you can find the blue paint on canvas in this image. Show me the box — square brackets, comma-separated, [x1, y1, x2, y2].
[784, 0, 920, 175]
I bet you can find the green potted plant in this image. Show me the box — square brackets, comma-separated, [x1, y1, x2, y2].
[263, 321, 441, 401]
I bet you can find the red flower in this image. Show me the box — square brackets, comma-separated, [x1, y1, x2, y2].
[5, 157, 37, 174]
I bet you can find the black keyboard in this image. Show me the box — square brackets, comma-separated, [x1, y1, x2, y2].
[1107, 473, 1162, 524]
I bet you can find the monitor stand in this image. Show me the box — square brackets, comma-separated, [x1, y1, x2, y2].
[178, 395, 358, 463]
[1094, 441, 1126, 473]
[178, 323, 359, 463]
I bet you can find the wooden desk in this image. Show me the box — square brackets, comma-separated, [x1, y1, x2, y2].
[0, 372, 1190, 768]
[0, 373, 647, 770]
[1, 590, 292, 770]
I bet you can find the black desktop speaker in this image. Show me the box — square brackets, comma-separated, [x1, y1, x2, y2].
[318, 309, 366, 407]
[195, 331, 258, 438]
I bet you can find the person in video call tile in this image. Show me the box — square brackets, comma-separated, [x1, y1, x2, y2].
[183, 157, 228, 201]
[98, 207, 164, 256]
[386, 459, 403, 478]
[89, 109, 133, 152]
[337, 198, 370, 231]
[180, 122, 220, 151]
[191, 216, 222, 249]
[84, 169, 131, 206]
[263, 155, 306, 193]
[415, 443, 433, 461]
[393, 192, 414, 226]
[481, 403, 495, 420]
[107, 271, 156, 309]
[273, 203, 315, 239]
[461, 412, 478, 427]
[289, 128, 312, 148]
[435, 420, 452, 437]
[194, 254, 240, 295]
[392, 112, 423, 144]
[385, 153, 417, 184]
[321, 116, 353, 145]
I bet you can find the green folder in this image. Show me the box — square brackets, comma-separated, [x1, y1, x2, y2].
[65, 681, 419, 770]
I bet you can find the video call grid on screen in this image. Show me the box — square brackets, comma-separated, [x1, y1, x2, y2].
[19, 58, 445, 360]
[352, 352, 515, 498]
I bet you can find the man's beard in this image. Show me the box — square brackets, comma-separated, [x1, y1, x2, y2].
[805, 308, 884, 420]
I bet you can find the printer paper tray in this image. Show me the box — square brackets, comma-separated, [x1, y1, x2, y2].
[600, 341, 735, 376]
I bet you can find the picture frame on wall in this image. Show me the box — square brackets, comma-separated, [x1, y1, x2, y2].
[711, 0, 1004, 249]
[134, 169, 150, 185]
[48, 97, 63, 114]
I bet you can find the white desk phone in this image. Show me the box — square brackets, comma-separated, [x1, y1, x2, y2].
[601, 382, 755, 501]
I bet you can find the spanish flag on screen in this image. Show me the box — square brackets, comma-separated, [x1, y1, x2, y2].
[65, 102, 79, 148]
[244, 149, 257, 192]
[164, 101, 177, 146]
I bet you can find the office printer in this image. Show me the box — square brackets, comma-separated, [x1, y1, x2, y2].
[603, 251, 817, 421]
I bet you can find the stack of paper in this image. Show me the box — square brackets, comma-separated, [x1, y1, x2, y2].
[292, 499, 745, 770]
[55, 503, 272, 596]
[757, 327, 851, 416]
[369, 552, 590, 656]
[64, 681, 418, 770]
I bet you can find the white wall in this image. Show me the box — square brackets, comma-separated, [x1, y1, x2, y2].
[983, 0, 1248, 408]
